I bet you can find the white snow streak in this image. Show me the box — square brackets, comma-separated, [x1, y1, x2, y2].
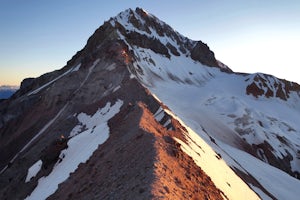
[78, 59, 100, 89]
[25, 160, 43, 183]
[71, 63, 81, 72]
[113, 85, 121, 93]
[25, 100, 123, 200]
[28, 63, 81, 96]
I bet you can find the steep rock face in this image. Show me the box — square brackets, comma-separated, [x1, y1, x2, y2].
[110, 8, 229, 70]
[191, 41, 218, 67]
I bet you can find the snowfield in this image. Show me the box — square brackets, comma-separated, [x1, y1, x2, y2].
[131, 44, 300, 199]
[25, 100, 123, 200]
[222, 143, 300, 200]
[25, 160, 43, 183]
[169, 112, 260, 200]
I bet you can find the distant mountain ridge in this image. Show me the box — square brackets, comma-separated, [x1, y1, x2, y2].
[1, 7, 300, 200]
[0, 85, 19, 99]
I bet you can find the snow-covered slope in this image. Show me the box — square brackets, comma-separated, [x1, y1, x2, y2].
[1, 7, 300, 200]
[107, 8, 300, 199]
[142, 56, 300, 177]
[147, 68, 300, 199]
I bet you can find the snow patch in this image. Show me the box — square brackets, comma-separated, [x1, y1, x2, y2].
[70, 99, 123, 137]
[154, 107, 164, 122]
[113, 85, 121, 93]
[130, 74, 136, 79]
[25, 160, 43, 183]
[28, 63, 81, 96]
[25, 100, 123, 200]
[71, 63, 81, 72]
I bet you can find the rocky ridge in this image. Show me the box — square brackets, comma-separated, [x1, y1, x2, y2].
[0, 7, 300, 200]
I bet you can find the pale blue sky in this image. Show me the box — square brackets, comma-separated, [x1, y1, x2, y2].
[1, 0, 300, 85]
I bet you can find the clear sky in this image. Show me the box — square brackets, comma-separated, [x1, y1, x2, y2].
[1, 0, 300, 86]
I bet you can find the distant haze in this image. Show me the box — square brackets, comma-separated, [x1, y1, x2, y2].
[0, 85, 19, 99]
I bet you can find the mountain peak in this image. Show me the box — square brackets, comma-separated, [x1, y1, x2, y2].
[102, 7, 231, 71]
[1, 7, 300, 200]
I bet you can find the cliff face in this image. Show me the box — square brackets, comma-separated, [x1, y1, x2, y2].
[1, 7, 300, 200]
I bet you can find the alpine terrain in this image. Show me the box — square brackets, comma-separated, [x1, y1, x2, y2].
[1, 8, 300, 200]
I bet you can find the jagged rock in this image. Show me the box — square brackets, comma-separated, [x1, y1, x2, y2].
[20, 78, 35, 92]
[191, 41, 218, 67]
[125, 31, 170, 58]
[40, 137, 68, 169]
[246, 73, 300, 100]
[246, 82, 264, 97]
